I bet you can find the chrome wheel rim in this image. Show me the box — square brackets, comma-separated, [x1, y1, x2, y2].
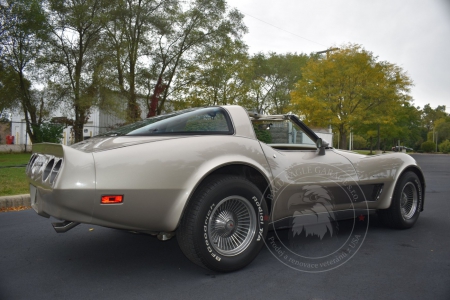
[208, 196, 257, 257]
[400, 182, 418, 220]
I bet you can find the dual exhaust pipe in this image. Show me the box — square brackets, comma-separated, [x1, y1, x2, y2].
[52, 220, 80, 233]
[51, 221, 175, 241]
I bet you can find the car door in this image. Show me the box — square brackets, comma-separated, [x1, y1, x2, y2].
[253, 117, 361, 224]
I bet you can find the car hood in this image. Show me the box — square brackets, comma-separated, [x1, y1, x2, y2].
[70, 136, 188, 153]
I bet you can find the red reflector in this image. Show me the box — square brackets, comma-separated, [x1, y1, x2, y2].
[101, 195, 123, 204]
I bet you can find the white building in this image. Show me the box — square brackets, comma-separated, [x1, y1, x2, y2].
[4, 107, 333, 147]
[3, 106, 128, 146]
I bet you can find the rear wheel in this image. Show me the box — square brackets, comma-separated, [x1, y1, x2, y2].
[177, 176, 269, 272]
[378, 171, 422, 229]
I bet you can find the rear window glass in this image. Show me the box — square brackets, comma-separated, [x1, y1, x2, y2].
[101, 107, 233, 136]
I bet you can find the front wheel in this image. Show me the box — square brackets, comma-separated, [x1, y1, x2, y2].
[177, 176, 269, 272]
[378, 171, 423, 229]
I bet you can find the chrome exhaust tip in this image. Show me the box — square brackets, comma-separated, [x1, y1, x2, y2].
[52, 221, 80, 233]
[157, 232, 175, 241]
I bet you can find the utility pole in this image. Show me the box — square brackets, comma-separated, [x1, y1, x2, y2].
[377, 124, 380, 152]
[315, 48, 339, 149]
[436, 131, 438, 152]
[315, 48, 340, 59]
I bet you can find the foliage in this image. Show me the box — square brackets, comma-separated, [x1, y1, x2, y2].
[173, 37, 250, 110]
[435, 119, 450, 142]
[2, 1, 447, 150]
[246, 52, 308, 114]
[0, 63, 22, 111]
[352, 135, 367, 150]
[175, 51, 309, 116]
[31, 123, 64, 143]
[422, 104, 447, 131]
[291, 44, 414, 150]
[0, 0, 49, 143]
[102, 0, 169, 122]
[46, 0, 106, 143]
[146, 0, 247, 116]
[252, 124, 272, 144]
[184, 115, 229, 132]
[421, 141, 435, 153]
[439, 140, 450, 154]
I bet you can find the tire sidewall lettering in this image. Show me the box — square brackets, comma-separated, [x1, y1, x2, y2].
[414, 178, 423, 212]
[202, 194, 267, 263]
[252, 196, 265, 241]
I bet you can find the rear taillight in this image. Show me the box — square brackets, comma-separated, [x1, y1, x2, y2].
[27, 154, 63, 187]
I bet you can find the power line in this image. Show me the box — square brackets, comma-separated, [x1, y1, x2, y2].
[240, 11, 328, 48]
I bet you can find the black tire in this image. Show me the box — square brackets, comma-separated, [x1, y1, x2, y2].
[177, 175, 269, 272]
[378, 171, 423, 229]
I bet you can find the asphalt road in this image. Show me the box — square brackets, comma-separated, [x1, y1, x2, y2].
[1, 154, 449, 300]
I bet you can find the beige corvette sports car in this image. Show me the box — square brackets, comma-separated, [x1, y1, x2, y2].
[27, 105, 425, 272]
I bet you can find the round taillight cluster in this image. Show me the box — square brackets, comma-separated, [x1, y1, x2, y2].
[43, 158, 55, 181]
[49, 159, 62, 185]
[27, 154, 63, 186]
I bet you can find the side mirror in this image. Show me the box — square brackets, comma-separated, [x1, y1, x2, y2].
[316, 138, 323, 148]
[317, 138, 326, 156]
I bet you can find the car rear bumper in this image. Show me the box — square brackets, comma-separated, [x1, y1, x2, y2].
[30, 184, 95, 223]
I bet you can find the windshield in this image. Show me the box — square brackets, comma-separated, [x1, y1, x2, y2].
[100, 107, 233, 137]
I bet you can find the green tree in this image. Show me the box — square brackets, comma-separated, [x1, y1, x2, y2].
[435, 120, 450, 142]
[380, 102, 422, 149]
[46, 0, 105, 143]
[147, 0, 247, 116]
[422, 104, 447, 131]
[439, 140, 450, 154]
[247, 52, 308, 114]
[0, 0, 49, 143]
[0, 63, 21, 112]
[102, 0, 168, 122]
[173, 37, 251, 109]
[291, 44, 414, 150]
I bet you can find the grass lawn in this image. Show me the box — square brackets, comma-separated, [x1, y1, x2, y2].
[353, 150, 376, 155]
[0, 153, 31, 197]
[0, 153, 31, 167]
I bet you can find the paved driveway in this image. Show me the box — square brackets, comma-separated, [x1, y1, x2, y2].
[0, 154, 449, 300]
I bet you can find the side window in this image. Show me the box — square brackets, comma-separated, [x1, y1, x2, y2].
[184, 112, 229, 132]
[252, 120, 315, 146]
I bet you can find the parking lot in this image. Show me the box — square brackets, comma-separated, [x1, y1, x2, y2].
[0, 154, 449, 300]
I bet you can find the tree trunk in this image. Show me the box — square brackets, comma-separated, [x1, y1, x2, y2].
[73, 106, 85, 143]
[18, 70, 38, 143]
[127, 62, 141, 122]
[338, 125, 347, 150]
[148, 76, 166, 117]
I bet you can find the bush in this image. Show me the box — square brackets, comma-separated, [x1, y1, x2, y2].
[253, 127, 272, 144]
[32, 123, 64, 143]
[421, 141, 435, 153]
[439, 140, 450, 154]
